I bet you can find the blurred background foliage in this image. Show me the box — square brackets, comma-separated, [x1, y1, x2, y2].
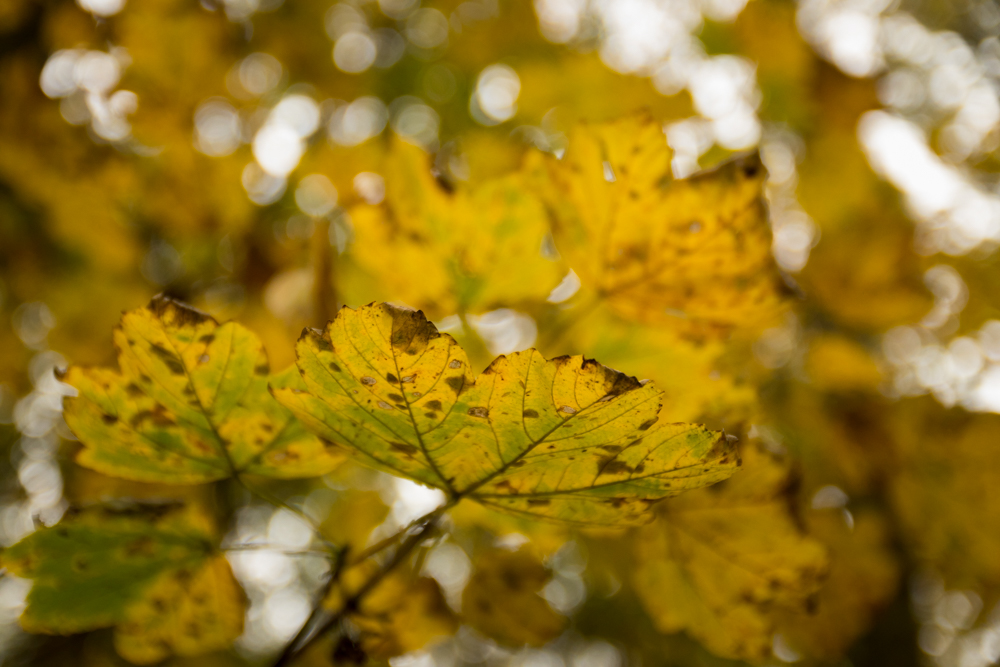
[3, 0, 1000, 665]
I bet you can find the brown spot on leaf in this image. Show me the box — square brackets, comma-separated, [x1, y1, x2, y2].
[638, 418, 656, 431]
[523, 409, 539, 418]
[468, 406, 488, 418]
[124, 537, 155, 557]
[255, 363, 270, 375]
[445, 377, 464, 394]
[150, 343, 185, 375]
[386, 373, 399, 383]
[388, 393, 404, 402]
[598, 457, 632, 475]
[361, 376, 377, 386]
[426, 400, 442, 411]
[329, 362, 341, 372]
[391, 442, 419, 455]
[527, 499, 550, 506]
[125, 383, 144, 397]
[149, 295, 213, 327]
[101, 413, 118, 425]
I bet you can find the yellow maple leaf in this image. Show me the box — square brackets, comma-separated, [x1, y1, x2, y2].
[776, 507, 900, 659]
[462, 546, 566, 647]
[1, 503, 244, 664]
[889, 400, 1000, 590]
[342, 139, 564, 320]
[272, 302, 739, 526]
[527, 115, 788, 339]
[632, 441, 828, 661]
[61, 295, 345, 484]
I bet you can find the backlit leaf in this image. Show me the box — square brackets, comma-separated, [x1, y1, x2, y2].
[61, 296, 344, 484]
[633, 441, 828, 661]
[462, 546, 566, 647]
[527, 115, 788, 339]
[272, 302, 739, 526]
[1, 503, 243, 664]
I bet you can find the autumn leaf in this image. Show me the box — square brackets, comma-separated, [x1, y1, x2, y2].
[527, 115, 788, 339]
[776, 507, 900, 660]
[889, 400, 1000, 590]
[462, 546, 566, 647]
[1, 502, 243, 664]
[273, 302, 739, 526]
[342, 139, 564, 320]
[61, 295, 344, 484]
[632, 441, 828, 661]
[324, 562, 458, 661]
[350, 573, 458, 659]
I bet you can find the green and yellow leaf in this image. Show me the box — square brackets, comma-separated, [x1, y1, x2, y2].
[527, 115, 787, 339]
[61, 295, 344, 484]
[462, 546, 566, 647]
[343, 139, 564, 319]
[273, 302, 740, 526]
[632, 441, 828, 661]
[1, 503, 243, 664]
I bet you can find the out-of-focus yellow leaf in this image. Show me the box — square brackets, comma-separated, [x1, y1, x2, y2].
[889, 401, 1000, 589]
[462, 546, 566, 647]
[62, 295, 344, 484]
[448, 500, 570, 557]
[633, 441, 828, 661]
[1, 503, 243, 664]
[319, 488, 390, 553]
[273, 302, 739, 526]
[801, 219, 931, 332]
[343, 140, 564, 319]
[777, 507, 900, 660]
[331, 568, 458, 660]
[804, 334, 883, 393]
[528, 116, 787, 339]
